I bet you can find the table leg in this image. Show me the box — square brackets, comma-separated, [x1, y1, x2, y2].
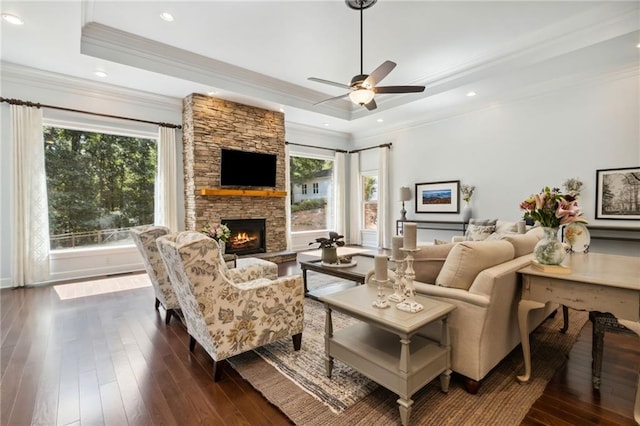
[324, 305, 334, 378]
[589, 311, 606, 390]
[439, 369, 451, 393]
[302, 267, 309, 294]
[397, 397, 414, 426]
[560, 305, 569, 333]
[517, 299, 546, 383]
[617, 320, 640, 424]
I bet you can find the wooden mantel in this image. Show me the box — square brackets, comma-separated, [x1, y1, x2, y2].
[199, 188, 287, 197]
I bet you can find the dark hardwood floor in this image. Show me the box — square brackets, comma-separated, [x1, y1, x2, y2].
[1, 257, 637, 425]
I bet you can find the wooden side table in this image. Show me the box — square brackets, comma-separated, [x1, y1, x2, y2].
[319, 285, 455, 426]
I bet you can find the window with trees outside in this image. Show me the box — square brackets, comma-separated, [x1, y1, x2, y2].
[289, 155, 335, 232]
[44, 125, 157, 250]
[363, 173, 378, 230]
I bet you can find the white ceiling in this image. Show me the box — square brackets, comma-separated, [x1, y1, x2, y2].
[1, 1, 639, 137]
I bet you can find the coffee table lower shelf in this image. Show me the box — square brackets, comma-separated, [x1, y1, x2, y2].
[326, 323, 450, 425]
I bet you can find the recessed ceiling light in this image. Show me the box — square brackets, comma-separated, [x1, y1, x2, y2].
[207, 91, 217, 96]
[2, 13, 24, 25]
[279, 108, 285, 113]
[323, 123, 329, 127]
[94, 70, 108, 78]
[466, 91, 477, 97]
[637, 42, 640, 48]
[160, 12, 174, 22]
[376, 118, 384, 123]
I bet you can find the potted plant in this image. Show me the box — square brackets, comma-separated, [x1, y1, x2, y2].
[309, 231, 345, 264]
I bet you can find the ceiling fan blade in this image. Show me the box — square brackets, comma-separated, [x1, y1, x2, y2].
[313, 92, 351, 106]
[375, 85, 425, 94]
[308, 77, 351, 90]
[363, 60, 396, 87]
[364, 98, 377, 111]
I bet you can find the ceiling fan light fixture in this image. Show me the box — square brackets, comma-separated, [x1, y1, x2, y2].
[349, 88, 375, 105]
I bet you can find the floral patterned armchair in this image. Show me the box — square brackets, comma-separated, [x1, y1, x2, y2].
[156, 231, 304, 381]
[130, 225, 180, 324]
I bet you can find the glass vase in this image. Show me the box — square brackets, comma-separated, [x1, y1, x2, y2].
[533, 227, 566, 265]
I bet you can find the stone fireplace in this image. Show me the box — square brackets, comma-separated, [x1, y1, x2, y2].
[223, 218, 266, 256]
[182, 94, 295, 263]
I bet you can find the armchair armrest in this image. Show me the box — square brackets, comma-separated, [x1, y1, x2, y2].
[451, 235, 465, 243]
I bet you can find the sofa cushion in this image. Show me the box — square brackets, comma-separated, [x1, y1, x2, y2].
[464, 218, 497, 241]
[495, 220, 517, 234]
[435, 240, 515, 290]
[502, 233, 540, 257]
[412, 243, 455, 283]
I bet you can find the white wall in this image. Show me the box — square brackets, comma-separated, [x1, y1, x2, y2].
[353, 73, 640, 253]
[1, 63, 184, 287]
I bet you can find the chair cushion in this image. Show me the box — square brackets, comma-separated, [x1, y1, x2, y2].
[412, 243, 456, 283]
[435, 240, 515, 290]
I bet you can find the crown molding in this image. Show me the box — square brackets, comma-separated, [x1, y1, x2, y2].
[0, 61, 182, 112]
[351, 2, 640, 120]
[80, 22, 353, 121]
[353, 63, 640, 141]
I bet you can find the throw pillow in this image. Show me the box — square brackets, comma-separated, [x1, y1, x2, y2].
[495, 220, 518, 234]
[502, 232, 540, 257]
[411, 243, 456, 284]
[464, 218, 497, 241]
[433, 238, 450, 245]
[435, 240, 515, 290]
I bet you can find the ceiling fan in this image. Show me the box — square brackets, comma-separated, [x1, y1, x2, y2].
[308, 0, 425, 111]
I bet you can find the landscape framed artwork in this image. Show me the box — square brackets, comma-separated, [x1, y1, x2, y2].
[415, 180, 460, 213]
[595, 167, 640, 220]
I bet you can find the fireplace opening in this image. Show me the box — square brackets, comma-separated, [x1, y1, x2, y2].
[223, 218, 266, 256]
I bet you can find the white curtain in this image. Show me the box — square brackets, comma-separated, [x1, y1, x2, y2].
[377, 146, 390, 249]
[11, 105, 50, 286]
[285, 144, 293, 250]
[348, 152, 362, 245]
[154, 127, 179, 231]
[334, 152, 346, 237]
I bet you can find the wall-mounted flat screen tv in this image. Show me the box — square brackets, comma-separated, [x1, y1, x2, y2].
[220, 148, 277, 187]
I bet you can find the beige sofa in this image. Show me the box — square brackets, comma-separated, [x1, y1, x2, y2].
[382, 228, 555, 394]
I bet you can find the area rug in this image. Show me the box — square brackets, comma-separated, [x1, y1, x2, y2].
[228, 297, 588, 425]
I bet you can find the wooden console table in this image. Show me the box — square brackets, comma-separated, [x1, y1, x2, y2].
[517, 253, 640, 423]
[396, 220, 467, 236]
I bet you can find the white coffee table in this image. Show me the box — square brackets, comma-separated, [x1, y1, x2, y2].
[319, 285, 455, 426]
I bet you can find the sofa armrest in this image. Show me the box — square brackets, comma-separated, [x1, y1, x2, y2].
[413, 281, 490, 307]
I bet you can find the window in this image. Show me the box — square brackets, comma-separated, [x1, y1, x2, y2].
[362, 173, 378, 230]
[289, 155, 335, 232]
[44, 125, 157, 249]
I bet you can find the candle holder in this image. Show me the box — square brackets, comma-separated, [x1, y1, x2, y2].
[396, 248, 423, 313]
[370, 278, 390, 309]
[388, 258, 406, 302]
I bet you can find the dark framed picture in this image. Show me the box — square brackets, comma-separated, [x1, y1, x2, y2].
[595, 167, 640, 220]
[415, 180, 460, 213]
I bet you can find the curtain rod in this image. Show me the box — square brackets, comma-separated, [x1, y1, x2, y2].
[285, 141, 348, 153]
[0, 97, 182, 130]
[286, 141, 391, 154]
[349, 143, 392, 154]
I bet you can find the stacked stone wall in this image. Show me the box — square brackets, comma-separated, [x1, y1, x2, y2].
[182, 94, 287, 253]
